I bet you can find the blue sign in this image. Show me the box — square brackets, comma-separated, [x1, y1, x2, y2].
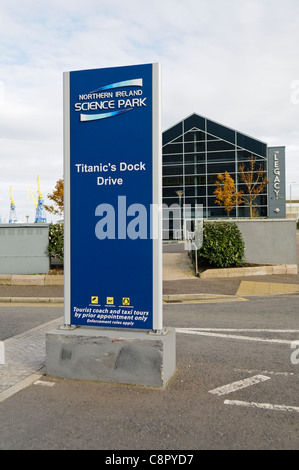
[64, 64, 162, 330]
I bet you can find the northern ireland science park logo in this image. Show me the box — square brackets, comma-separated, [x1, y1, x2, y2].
[74, 78, 147, 122]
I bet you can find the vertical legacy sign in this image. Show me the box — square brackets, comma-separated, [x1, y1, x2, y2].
[64, 64, 162, 330]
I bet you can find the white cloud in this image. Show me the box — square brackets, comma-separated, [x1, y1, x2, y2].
[0, 0, 299, 223]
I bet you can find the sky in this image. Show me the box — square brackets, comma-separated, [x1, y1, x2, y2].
[0, 0, 299, 222]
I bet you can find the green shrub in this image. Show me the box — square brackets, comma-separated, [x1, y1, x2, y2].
[197, 221, 245, 268]
[48, 223, 64, 264]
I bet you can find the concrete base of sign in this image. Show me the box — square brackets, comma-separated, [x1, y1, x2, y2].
[45, 326, 176, 388]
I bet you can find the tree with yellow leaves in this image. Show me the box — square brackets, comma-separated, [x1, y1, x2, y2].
[214, 171, 243, 217]
[44, 178, 64, 216]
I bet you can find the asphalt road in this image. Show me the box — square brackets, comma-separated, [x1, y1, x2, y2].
[0, 294, 298, 451]
[0, 304, 62, 341]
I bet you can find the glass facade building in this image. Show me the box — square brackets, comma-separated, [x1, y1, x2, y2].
[162, 113, 286, 239]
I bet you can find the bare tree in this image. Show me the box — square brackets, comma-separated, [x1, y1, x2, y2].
[239, 155, 269, 218]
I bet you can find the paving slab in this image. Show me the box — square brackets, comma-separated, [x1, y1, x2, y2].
[11, 275, 46, 286]
[0, 318, 62, 399]
[236, 281, 299, 296]
[0, 285, 64, 298]
[163, 252, 196, 280]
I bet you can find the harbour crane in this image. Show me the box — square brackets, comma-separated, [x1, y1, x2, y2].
[35, 176, 47, 223]
[26, 177, 47, 223]
[27, 187, 37, 208]
[9, 186, 17, 223]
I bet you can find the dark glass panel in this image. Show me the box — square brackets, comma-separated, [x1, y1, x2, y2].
[184, 176, 207, 187]
[185, 164, 206, 175]
[208, 184, 229, 196]
[252, 195, 268, 205]
[184, 196, 206, 207]
[184, 176, 195, 186]
[184, 141, 205, 153]
[260, 207, 267, 217]
[172, 136, 183, 143]
[237, 133, 267, 157]
[197, 175, 206, 185]
[237, 159, 267, 172]
[207, 133, 219, 140]
[207, 151, 236, 162]
[207, 173, 236, 185]
[184, 114, 206, 133]
[237, 193, 268, 206]
[237, 206, 251, 217]
[162, 195, 181, 204]
[207, 120, 235, 144]
[163, 176, 183, 186]
[184, 130, 206, 142]
[208, 196, 223, 206]
[163, 165, 184, 176]
[207, 141, 236, 152]
[184, 186, 206, 196]
[184, 165, 196, 175]
[184, 152, 205, 163]
[237, 206, 267, 218]
[207, 207, 236, 218]
[237, 150, 267, 162]
[163, 122, 183, 146]
[207, 162, 235, 174]
[163, 187, 185, 198]
[163, 154, 183, 165]
[237, 177, 267, 188]
[163, 143, 183, 154]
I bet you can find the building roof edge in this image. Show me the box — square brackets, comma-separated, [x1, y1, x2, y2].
[163, 112, 269, 146]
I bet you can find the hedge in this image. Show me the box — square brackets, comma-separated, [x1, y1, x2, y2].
[197, 221, 245, 268]
[48, 223, 64, 264]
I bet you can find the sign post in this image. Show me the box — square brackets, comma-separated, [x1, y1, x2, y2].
[46, 63, 175, 387]
[63, 63, 162, 331]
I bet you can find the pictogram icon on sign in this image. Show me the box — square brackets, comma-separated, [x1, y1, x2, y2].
[122, 297, 130, 306]
[91, 296, 98, 304]
[106, 297, 114, 305]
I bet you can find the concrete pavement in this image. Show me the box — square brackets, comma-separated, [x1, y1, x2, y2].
[0, 241, 299, 449]
[1, 273, 299, 301]
[0, 241, 298, 300]
[1, 290, 299, 449]
[1, 244, 298, 402]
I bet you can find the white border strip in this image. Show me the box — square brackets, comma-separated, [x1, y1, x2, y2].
[0, 341, 4, 365]
[176, 328, 297, 345]
[209, 375, 270, 396]
[224, 400, 299, 413]
[182, 328, 299, 333]
[152, 63, 162, 330]
[63, 71, 71, 326]
[0, 372, 44, 404]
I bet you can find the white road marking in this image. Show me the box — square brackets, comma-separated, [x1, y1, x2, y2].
[34, 380, 55, 387]
[209, 375, 270, 396]
[184, 328, 299, 333]
[234, 368, 294, 377]
[0, 341, 4, 365]
[176, 328, 298, 345]
[0, 318, 62, 403]
[224, 400, 299, 413]
[164, 298, 248, 304]
[0, 372, 43, 404]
